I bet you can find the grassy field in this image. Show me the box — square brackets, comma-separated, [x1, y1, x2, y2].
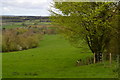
[2, 22, 52, 29]
[2, 35, 117, 78]
[2, 24, 22, 29]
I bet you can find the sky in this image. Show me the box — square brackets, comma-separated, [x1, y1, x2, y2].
[1, 0, 53, 16]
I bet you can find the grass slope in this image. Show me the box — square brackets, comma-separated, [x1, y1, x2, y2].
[2, 35, 117, 78]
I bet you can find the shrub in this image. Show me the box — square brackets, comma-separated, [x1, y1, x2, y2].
[2, 28, 42, 52]
[2, 29, 19, 52]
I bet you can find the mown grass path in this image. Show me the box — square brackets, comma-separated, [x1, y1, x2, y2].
[2, 35, 117, 78]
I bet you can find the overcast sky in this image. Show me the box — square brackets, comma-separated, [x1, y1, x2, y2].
[1, 0, 53, 16]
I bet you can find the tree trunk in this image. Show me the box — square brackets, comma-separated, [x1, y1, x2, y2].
[95, 52, 102, 63]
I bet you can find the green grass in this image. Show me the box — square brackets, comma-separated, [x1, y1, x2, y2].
[2, 22, 52, 29]
[2, 35, 117, 78]
[22, 21, 52, 25]
[2, 24, 22, 29]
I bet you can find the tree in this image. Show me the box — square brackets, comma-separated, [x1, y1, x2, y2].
[50, 2, 118, 62]
[107, 2, 120, 58]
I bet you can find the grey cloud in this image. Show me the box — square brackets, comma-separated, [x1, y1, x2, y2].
[2, 1, 49, 9]
[1, 0, 53, 16]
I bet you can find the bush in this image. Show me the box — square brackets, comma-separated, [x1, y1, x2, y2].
[2, 28, 42, 52]
[2, 29, 18, 52]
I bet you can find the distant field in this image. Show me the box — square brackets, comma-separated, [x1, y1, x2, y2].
[2, 21, 52, 29]
[2, 35, 117, 78]
[2, 24, 22, 29]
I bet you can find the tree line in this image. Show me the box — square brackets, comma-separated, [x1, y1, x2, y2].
[2, 16, 51, 23]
